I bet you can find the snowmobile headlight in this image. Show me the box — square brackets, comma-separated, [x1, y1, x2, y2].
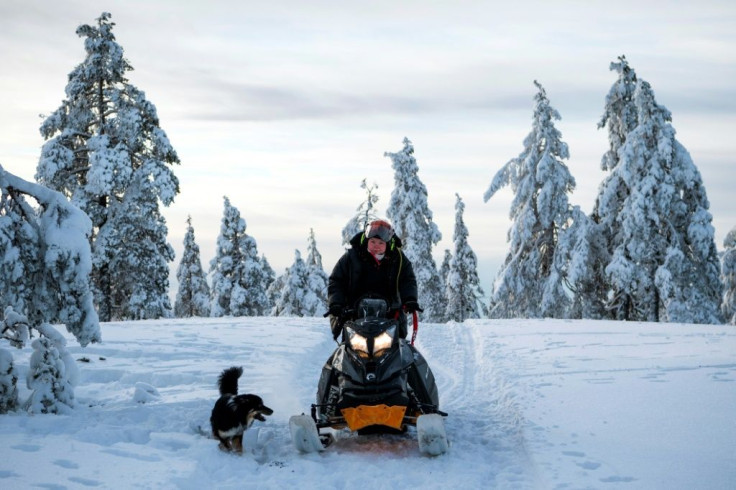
[372, 326, 396, 358]
[347, 328, 370, 358]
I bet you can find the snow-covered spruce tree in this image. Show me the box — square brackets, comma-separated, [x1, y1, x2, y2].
[305, 229, 329, 313]
[261, 255, 279, 308]
[483, 81, 576, 319]
[266, 273, 285, 311]
[385, 138, 444, 322]
[93, 175, 175, 320]
[342, 179, 380, 247]
[439, 249, 452, 298]
[0, 310, 22, 413]
[0, 167, 100, 345]
[546, 206, 607, 319]
[602, 79, 722, 324]
[271, 250, 324, 316]
[174, 216, 211, 317]
[587, 55, 640, 319]
[261, 254, 276, 289]
[35, 12, 179, 321]
[598, 55, 639, 174]
[0, 167, 100, 413]
[445, 194, 487, 322]
[0, 181, 39, 319]
[210, 197, 269, 317]
[236, 227, 271, 316]
[25, 323, 79, 414]
[0, 347, 18, 414]
[722, 227, 736, 325]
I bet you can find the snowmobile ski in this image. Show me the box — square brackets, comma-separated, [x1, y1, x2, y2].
[289, 414, 324, 453]
[416, 413, 449, 456]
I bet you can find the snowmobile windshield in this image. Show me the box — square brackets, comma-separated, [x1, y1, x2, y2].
[357, 297, 388, 318]
[364, 220, 394, 243]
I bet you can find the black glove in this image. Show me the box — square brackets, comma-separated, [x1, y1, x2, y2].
[329, 314, 344, 341]
[403, 301, 423, 313]
[328, 304, 344, 317]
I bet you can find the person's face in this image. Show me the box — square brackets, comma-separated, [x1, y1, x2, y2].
[367, 237, 387, 256]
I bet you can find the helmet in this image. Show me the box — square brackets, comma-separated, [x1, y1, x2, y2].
[364, 220, 394, 243]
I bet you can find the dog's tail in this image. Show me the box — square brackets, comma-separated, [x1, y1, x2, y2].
[217, 366, 243, 396]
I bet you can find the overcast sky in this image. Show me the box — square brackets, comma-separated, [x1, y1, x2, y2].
[1, 0, 734, 295]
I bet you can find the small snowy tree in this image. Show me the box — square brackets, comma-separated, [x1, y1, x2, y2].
[445, 194, 487, 321]
[266, 273, 286, 311]
[603, 78, 722, 323]
[0, 314, 21, 413]
[24, 322, 78, 414]
[236, 232, 271, 316]
[722, 227, 736, 325]
[305, 229, 329, 313]
[0, 348, 18, 413]
[1, 166, 100, 414]
[385, 137, 444, 322]
[483, 81, 576, 319]
[210, 197, 269, 317]
[271, 250, 323, 316]
[439, 249, 452, 297]
[261, 255, 276, 308]
[174, 216, 210, 317]
[35, 12, 179, 321]
[261, 255, 277, 310]
[342, 179, 380, 246]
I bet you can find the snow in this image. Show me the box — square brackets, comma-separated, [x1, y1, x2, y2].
[1, 317, 735, 489]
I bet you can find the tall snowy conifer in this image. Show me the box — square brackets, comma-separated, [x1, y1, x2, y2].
[210, 197, 269, 317]
[342, 179, 380, 246]
[260, 255, 276, 299]
[484, 81, 576, 319]
[445, 194, 487, 321]
[174, 216, 210, 317]
[439, 249, 452, 297]
[722, 227, 736, 325]
[35, 13, 179, 321]
[385, 138, 444, 322]
[305, 229, 329, 312]
[602, 77, 722, 323]
[598, 56, 639, 174]
[587, 56, 640, 319]
[271, 250, 324, 316]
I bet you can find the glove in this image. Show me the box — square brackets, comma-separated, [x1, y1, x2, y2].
[403, 301, 423, 313]
[328, 304, 344, 317]
[329, 314, 344, 341]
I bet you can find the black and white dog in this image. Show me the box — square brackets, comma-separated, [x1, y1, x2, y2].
[210, 366, 273, 453]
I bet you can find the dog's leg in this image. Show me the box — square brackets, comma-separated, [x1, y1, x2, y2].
[233, 435, 243, 454]
[218, 439, 229, 452]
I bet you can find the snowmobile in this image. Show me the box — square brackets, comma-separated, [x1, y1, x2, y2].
[289, 296, 448, 456]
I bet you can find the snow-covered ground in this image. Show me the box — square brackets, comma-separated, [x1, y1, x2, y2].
[1, 317, 734, 489]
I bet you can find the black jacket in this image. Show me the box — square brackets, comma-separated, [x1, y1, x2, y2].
[328, 232, 418, 313]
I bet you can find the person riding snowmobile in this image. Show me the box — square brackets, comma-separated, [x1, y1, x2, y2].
[327, 219, 421, 340]
[287, 219, 447, 455]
